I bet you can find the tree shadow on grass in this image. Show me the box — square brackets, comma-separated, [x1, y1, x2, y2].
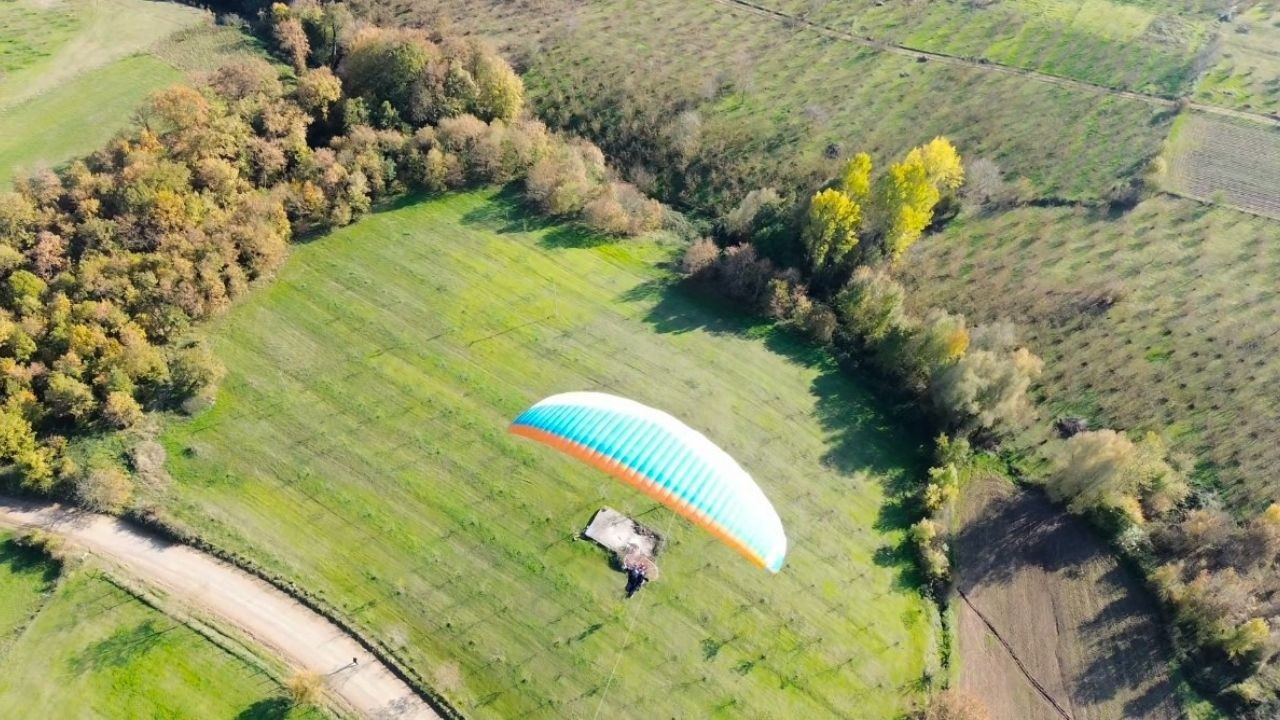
[0, 538, 60, 585]
[68, 620, 172, 673]
[457, 184, 613, 249]
[235, 697, 294, 720]
[633, 279, 935, 591]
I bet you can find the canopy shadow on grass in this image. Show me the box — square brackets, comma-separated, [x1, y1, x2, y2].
[0, 537, 60, 585]
[629, 278, 934, 593]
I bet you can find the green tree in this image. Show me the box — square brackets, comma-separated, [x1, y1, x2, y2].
[471, 51, 524, 122]
[45, 373, 96, 422]
[339, 28, 435, 121]
[835, 266, 905, 343]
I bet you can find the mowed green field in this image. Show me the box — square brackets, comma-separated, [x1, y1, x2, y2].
[0, 55, 181, 187]
[0, 0, 263, 186]
[900, 195, 1280, 509]
[0, 532, 325, 719]
[157, 189, 938, 719]
[405, 0, 1170, 210]
[408, 0, 1280, 516]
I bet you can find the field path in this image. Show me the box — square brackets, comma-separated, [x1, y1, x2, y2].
[711, 0, 1280, 129]
[0, 496, 437, 720]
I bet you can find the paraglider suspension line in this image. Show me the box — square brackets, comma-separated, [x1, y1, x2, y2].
[589, 510, 676, 720]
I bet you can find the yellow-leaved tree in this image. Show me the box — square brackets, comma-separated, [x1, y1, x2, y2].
[874, 158, 938, 258]
[870, 136, 964, 260]
[839, 152, 873, 204]
[908, 136, 965, 191]
[802, 188, 861, 282]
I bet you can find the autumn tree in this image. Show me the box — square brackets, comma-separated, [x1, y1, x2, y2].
[286, 671, 325, 706]
[802, 188, 860, 285]
[1045, 430, 1187, 526]
[839, 152, 873, 203]
[269, 3, 310, 73]
[867, 137, 963, 260]
[295, 67, 343, 121]
[930, 322, 1042, 438]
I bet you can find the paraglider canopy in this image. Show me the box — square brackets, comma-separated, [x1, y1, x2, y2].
[509, 392, 787, 572]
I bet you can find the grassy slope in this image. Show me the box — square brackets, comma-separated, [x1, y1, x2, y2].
[0, 0, 200, 108]
[157, 188, 936, 719]
[0, 56, 181, 187]
[0, 0, 266, 186]
[0, 532, 324, 719]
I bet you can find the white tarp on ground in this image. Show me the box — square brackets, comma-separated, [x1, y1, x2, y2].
[583, 507, 658, 558]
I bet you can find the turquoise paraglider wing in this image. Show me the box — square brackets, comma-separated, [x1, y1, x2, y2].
[510, 391, 787, 572]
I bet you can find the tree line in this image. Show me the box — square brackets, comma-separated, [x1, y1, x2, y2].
[0, 2, 657, 513]
[681, 136, 1280, 712]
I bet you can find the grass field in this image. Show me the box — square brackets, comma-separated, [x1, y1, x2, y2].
[0, 0, 266, 186]
[0, 55, 181, 187]
[404, 0, 1171, 211]
[0, 0, 200, 108]
[900, 195, 1280, 510]
[1192, 2, 1280, 113]
[1164, 112, 1280, 218]
[752, 0, 1213, 96]
[0, 532, 325, 719]
[153, 188, 938, 719]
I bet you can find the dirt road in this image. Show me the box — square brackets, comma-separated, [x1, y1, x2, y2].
[0, 497, 437, 720]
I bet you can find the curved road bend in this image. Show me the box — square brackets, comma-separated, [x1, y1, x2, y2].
[0, 497, 437, 720]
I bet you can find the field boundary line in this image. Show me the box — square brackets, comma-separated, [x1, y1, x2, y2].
[707, 0, 1280, 130]
[955, 586, 1074, 720]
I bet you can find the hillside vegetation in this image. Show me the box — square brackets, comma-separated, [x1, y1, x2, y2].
[368, 0, 1171, 213]
[1, 0, 1274, 714]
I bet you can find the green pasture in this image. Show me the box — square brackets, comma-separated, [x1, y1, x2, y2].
[0, 532, 326, 719]
[157, 188, 938, 718]
[0, 0, 200, 108]
[0, 55, 181, 186]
